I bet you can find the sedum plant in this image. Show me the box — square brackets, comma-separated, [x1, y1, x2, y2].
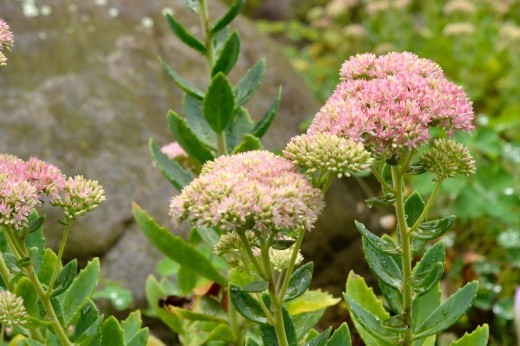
[0, 20, 148, 346]
[134, 1, 489, 345]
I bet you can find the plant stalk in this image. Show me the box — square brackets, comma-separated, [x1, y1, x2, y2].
[391, 165, 413, 345]
[46, 221, 72, 295]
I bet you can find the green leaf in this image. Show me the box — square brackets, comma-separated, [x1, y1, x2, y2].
[37, 249, 58, 285]
[225, 107, 255, 149]
[326, 322, 352, 346]
[450, 324, 489, 346]
[127, 329, 149, 346]
[195, 227, 220, 248]
[200, 324, 235, 344]
[404, 191, 425, 227]
[101, 316, 124, 346]
[243, 280, 269, 293]
[160, 58, 204, 100]
[343, 295, 398, 342]
[362, 238, 403, 289]
[365, 194, 396, 208]
[284, 262, 313, 301]
[167, 110, 214, 164]
[304, 327, 331, 346]
[411, 216, 456, 240]
[93, 280, 134, 311]
[21, 340, 47, 346]
[145, 276, 183, 334]
[181, 0, 199, 13]
[355, 221, 401, 255]
[183, 94, 216, 147]
[231, 134, 263, 154]
[61, 258, 100, 325]
[149, 139, 194, 190]
[251, 87, 282, 139]
[245, 338, 260, 346]
[412, 282, 441, 334]
[229, 283, 268, 324]
[292, 309, 326, 341]
[285, 289, 340, 315]
[15, 277, 41, 319]
[412, 243, 445, 297]
[234, 59, 266, 107]
[27, 215, 45, 234]
[166, 13, 205, 54]
[121, 310, 144, 342]
[203, 73, 236, 133]
[260, 307, 298, 346]
[164, 305, 227, 323]
[379, 280, 402, 314]
[414, 281, 479, 338]
[344, 271, 395, 346]
[72, 300, 103, 345]
[178, 266, 198, 295]
[133, 204, 227, 285]
[211, 0, 244, 33]
[212, 31, 240, 76]
[52, 259, 77, 296]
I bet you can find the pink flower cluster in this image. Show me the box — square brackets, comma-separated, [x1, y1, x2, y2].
[0, 19, 13, 67]
[309, 52, 474, 153]
[0, 155, 66, 230]
[0, 154, 105, 229]
[170, 151, 325, 235]
[161, 142, 187, 160]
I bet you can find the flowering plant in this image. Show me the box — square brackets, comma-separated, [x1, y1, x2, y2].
[0, 23, 147, 345]
[135, 1, 489, 345]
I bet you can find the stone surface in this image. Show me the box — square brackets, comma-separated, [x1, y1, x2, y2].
[0, 0, 380, 310]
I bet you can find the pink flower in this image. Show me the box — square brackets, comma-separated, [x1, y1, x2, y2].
[25, 157, 66, 202]
[170, 151, 325, 235]
[161, 142, 187, 160]
[0, 19, 13, 51]
[0, 177, 39, 231]
[311, 52, 474, 153]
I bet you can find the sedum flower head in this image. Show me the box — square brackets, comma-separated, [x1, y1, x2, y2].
[269, 246, 303, 272]
[213, 231, 257, 268]
[0, 19, 13, 67]
[419, 138, 475, 180]
[283, 133, 374, 178]
[310, 52, 474, 154]
[0, 290, 29, 327]
[0, 178, 39, 231]
[52, 176, 105, 220]
[170, 151, 325, 235]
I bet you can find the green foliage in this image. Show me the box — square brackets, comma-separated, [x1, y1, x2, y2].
[284, 262, 313, 301]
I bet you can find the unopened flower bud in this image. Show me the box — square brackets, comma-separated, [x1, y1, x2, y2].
[283, 133, 373, 178]
[269, 246, 303, 272]
[213, 231, 257, 268]
[52, 176, 105, 219]
[0, 291, 29, 327]
[419, 138, 476, 180]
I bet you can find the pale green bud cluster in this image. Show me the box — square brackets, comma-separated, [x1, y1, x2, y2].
[284, 133, 374, 178]
[52, 175, 105, 220]
[213, 231, 258, 268]
[269, 246, 303, 272]
[0, 290, 28, 327]
[419, 138, 476, 180]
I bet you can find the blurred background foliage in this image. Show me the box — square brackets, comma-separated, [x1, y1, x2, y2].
[227, 0, 520, 344]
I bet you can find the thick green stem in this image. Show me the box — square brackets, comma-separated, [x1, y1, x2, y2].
[0, 255, 13, 291]
[46, 221, 72, 295]
[216, 132, 228, 155]
[3, 231, 71, 345]
[198, 0, 215, 72]
[391, 166, 413, 345]
[237, 231, 266, 279]
[260, 243, 288, 346]
[278, 228, 305, 300]
[409, 181, 442, 234]
[371, 166, 394, 193]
